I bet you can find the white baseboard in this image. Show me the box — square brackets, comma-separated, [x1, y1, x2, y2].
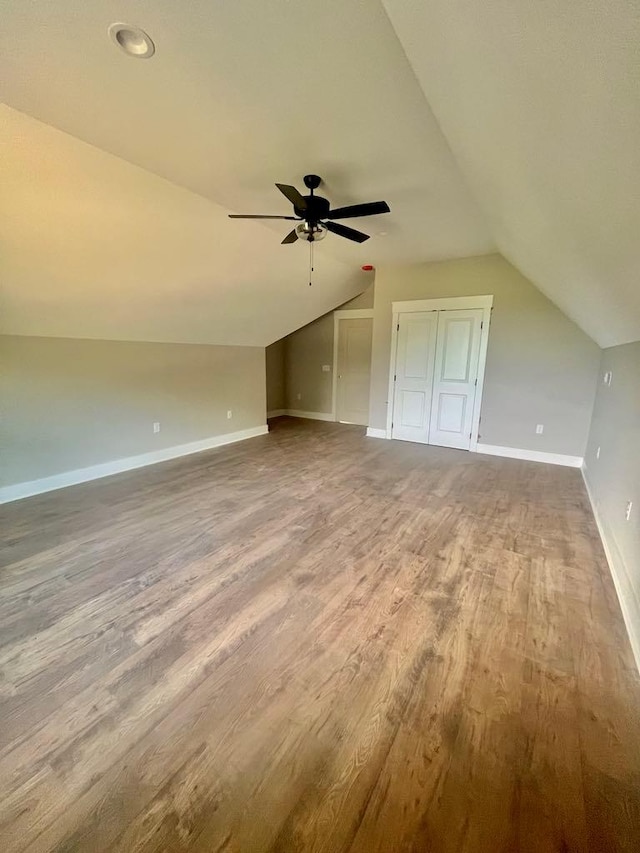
[0, 425, 268, 505]
[475, 443, 583, 468]
[267, 409, 287, 418]
[581, 466, 640, 674]
[283, 410, 334, 422]
[366, 427, 389, 439]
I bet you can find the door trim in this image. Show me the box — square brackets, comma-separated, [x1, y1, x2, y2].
[392, 295, 493, 313]
[386, 295, 493, 449]
[331, 309, 374, 420]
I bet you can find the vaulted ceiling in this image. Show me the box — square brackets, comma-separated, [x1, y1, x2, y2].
[1, 1, 638, 347]
[382, 0, 640, 348]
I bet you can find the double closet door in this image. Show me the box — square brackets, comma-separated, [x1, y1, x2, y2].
[391, 309, 484, 449]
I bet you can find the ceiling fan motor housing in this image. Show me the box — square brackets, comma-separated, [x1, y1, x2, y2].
[295, 194, 330, 222]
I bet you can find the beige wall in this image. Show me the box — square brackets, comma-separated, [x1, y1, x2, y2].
[285, 313, 335, 414]
[370, 255, 600, 456]
[583, 341, 640, 666]
[269, 283, 375, 415]
[1, 336, 266, 488]
[265, 338, 286, 413]
[338, 282, 375, 310]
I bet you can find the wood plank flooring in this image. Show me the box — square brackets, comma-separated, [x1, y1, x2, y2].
[1, 416, 639, 852]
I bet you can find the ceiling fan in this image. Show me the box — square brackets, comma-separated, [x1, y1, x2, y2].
[228, 174, 390, 245]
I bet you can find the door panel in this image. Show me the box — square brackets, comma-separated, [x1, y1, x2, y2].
[428, 309, 483, 449]
[436, 393, 466, 433]
[336, 318, 372, 425]
[391, 312, 437, 443]
[400, 389, 426, 428]
[441, 319, 473, 381]
[404, 321, 433, 378]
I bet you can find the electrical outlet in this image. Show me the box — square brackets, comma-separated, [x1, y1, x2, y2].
[604, 370, 613, 386]
[625, 501, 633, 521]
[153, 422, 161, 434]
[227, 410, 232, 419]
[535, 424, 544, 435]
[297, 393, 302, 401]
[322, 364, 331, 373]
[596, 446, 601, 459]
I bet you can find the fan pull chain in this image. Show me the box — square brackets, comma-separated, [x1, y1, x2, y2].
[309, 239, 314, 286]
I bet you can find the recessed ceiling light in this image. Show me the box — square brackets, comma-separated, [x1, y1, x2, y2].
[108, 23, 155, 59]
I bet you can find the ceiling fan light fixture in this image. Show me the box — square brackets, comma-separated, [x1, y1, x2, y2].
[295, 222, 328, 242]
[108, 23, 155, 58]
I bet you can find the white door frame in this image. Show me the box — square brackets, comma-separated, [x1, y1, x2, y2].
[386, 295, 493, 450]
[332, 309, 374, 420]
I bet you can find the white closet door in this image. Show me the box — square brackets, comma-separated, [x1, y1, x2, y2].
[428, 309, 483, 449]
[391, 311, 438, 443]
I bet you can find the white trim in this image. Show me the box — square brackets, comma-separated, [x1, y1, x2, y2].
[391, 295, 493, 313]
[475, 443, 583, 468]
[333, 309, 374, 320]
[386, 295, 493, 448]
[267, 409, 287, 418]
[332, 314, 339, 420]
[386, 313, 401, 439]
[283, 409, 334, 422]
[470, 309, 491, 452]
[366, 427, 388, 439]
[332, 309, 374, 420]
[581, 465, 640, 673]
[0, 425, 268, 505]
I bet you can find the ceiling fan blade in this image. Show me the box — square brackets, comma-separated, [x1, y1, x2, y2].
[327, 201, 390, 220]
[275, 183, 308, 211]
[281, 228, 299, 244]
[325, 221, 370, 243]
[228, 214, 300, 219]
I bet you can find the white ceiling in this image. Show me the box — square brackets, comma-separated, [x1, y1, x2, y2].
[382, 0, 640, 347]
[1, 1, 638, 347]
[0, 0, 493, 348]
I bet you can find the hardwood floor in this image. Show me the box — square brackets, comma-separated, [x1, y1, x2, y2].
[1, 416, 639, 852]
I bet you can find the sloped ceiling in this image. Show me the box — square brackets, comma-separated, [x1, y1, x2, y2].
[0, 0, 492, 346]
[2, 1, 638, 348]
[382, 0, 640, 347]
[0, 106, 368, 347]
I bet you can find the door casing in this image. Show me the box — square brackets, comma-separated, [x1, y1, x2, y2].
[386, 295, 493, 450]
[336, 317, 373, 425]
[331, 309, 374, 421]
